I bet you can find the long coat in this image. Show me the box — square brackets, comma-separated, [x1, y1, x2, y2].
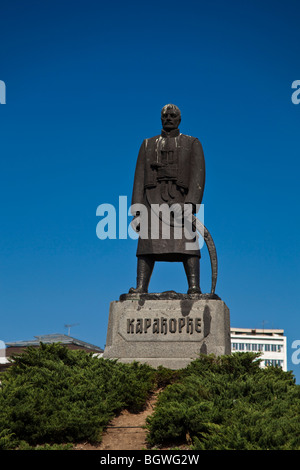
[131, 128, 205, 260]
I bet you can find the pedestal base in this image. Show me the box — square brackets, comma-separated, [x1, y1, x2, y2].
[103, 294, 231, 369]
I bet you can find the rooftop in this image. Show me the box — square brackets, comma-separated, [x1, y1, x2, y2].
[6, 333, 103, 353]
[231, 327, 284, 337]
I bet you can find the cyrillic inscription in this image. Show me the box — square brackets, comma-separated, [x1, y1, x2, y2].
[127, 317, 201, 335]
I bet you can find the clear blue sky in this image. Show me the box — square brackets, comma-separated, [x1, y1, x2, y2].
[1, 0, 300, 381]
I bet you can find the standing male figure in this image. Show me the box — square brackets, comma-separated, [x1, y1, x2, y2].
[129, 104, 205, 294]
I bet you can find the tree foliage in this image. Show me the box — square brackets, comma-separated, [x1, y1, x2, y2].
[0, 343, 156, 448]
[1, 347, 299, 450]
[146, 353, 300, 450]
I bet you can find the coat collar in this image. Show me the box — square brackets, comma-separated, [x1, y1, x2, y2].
[161, 128, 180, 138]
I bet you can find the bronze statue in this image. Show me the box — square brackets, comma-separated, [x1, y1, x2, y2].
[129, 104, 206, 294]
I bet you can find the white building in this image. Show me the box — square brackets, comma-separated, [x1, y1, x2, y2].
[231, 327, 287, 371]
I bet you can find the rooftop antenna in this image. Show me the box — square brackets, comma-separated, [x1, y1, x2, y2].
[262, 320, 268, 333]
[64, 323, 79, 336]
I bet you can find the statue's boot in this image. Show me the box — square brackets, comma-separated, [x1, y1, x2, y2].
[183, 256, 202, 294]
[129, 256, 154, 294]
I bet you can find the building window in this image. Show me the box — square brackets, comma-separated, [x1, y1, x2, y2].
[239, 343, 244, 351]
[265, 359, 283, 368]
[274, 360, 283, 367]
[271, 344, 282, 352]
[265, 344, 270, 351]
[252, 344, 257, 351]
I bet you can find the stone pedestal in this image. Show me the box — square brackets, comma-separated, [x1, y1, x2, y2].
[103, 293, 231, 369]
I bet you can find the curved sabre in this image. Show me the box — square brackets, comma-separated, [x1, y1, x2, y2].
[192, 215, 218, 295]
[131, 202, 218, 295]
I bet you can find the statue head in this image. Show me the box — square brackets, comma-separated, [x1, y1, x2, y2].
[161, 104, 181, 132]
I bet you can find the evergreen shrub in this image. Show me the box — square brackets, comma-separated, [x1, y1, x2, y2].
[146, 353, 300, 450]
[0, 343, 156, 448]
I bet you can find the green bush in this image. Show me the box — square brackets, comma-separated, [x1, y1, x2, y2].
[2, 347, 299, 450]
[146, 353, 300, 450]
[0, 343, 156, 448]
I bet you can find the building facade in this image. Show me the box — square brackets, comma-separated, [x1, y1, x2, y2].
[231, 327, 287, 371]
[0, 334, 103, 371]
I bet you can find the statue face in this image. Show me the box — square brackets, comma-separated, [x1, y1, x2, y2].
[161, 109, 181, 131]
